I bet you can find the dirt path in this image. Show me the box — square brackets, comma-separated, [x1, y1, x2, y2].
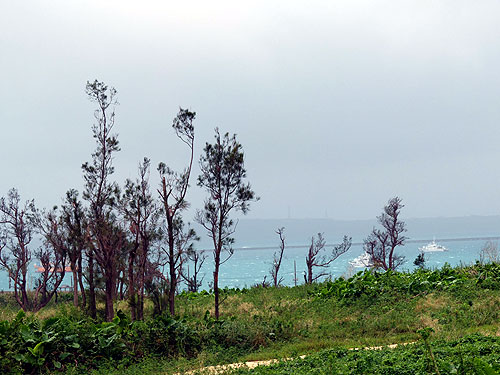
[180, 342, 415, 374]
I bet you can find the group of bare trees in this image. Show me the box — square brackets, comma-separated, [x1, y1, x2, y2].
[268, 228, 353, 287]
[0, 80, 257, 321]
[267, 197, 408, 287]
[0, 79, 413, 321]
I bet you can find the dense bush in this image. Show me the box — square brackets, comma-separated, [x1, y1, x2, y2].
[0, 309, 201, 374]
[198, 311, 293, 352]
[313, 262, 500, 302]
[0, 305, 292, 374]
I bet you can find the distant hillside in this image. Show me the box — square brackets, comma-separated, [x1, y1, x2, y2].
[193, 215, 500, 249]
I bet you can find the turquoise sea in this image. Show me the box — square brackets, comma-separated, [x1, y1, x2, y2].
[205, 237, 494, 289]
[1, 216, 500, 291]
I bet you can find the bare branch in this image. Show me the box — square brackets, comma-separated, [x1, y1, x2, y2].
[363, 197, 407, 271]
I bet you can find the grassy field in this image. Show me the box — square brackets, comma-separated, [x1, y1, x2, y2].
[1, 263, 500, 374]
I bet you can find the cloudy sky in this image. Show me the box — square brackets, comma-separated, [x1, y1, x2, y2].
[1, 1, 500, 221]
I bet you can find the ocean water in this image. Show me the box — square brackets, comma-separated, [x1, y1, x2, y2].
[0, 233, 497, 292]
[198, 238, 493, 289]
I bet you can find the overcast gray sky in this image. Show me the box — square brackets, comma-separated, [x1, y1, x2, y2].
[1, 1, 500, 221]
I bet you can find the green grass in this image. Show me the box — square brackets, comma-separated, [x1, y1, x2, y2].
[210, 335, 500, 374]
[2, 263, 500, 374]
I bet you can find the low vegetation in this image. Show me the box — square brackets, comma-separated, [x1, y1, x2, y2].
[1, 262, 500, 374]
[215, 334, 500, 374]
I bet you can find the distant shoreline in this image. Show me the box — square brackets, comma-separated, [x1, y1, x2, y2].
[198, 235, 500, 252]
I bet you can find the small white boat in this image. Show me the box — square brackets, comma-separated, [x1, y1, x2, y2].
[349, 252, 372, 268]
[419, 240, 447, 252]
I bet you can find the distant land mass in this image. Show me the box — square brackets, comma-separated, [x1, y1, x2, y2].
[193, 215, 500, 250]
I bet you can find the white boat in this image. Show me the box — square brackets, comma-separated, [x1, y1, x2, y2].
[349, 252, 372, 268]
[419, 240, 447, 252]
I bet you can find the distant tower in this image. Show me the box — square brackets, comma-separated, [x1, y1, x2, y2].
[287, 206, 291, 219]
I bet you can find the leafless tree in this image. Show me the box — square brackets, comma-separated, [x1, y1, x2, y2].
[196, 129, 258, 319]
[270, 227, 286, 287]
[144, 248, 170, 316]
[0, 189, 35, 310]
[82, 79, 121, 321]
[38, 194, 85, 306]
[0, 188, 66, 311]
[171, 219, 198, 293]
[305, 233, 351, 284]
[53, 190, 87, 307]
[363, 196, 407, 271]
[182, 249, 207, 293]
[479, 240, 499, 264]
[158, 108, 196, 316]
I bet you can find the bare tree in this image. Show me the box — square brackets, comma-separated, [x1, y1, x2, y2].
[270, 227, 286, 287]
[0, 189, 35, 310]
[144, 249, 170, 316]
[479, 240, 499, 264]
[196, 129, 258, 319]
[363, 196, 407, 271]
[157, 108, 196, 316]
[32, 246, 67, 310]
[82, 79, 121, 321]
[170, 219, 198, 293]
[305, 233, 351, 284]
[56, 190, 87, 307]
[0, 188, 66, 311]
[182, 249, 206, 293]
[38, 200, 82, 307]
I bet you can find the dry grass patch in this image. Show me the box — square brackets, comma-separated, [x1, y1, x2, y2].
[418, 314, 441, 331]
[415, 294, 451, 313]
[222, 296, 277, 318]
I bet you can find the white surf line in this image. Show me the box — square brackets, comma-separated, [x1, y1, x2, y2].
[177, 342, 416, 374]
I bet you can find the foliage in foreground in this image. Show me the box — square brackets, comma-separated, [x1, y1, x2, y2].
[0, 307, 292, 374]
[0, 309, 200, 374]
[219, 334, 500, 375]
[2, 262, 500, 374]
[312, 262, 500, 301]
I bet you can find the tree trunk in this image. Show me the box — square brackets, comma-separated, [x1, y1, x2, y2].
[128, 251, 136, 321]
[167, 216, 176, 316]
[214, 255, 220, 320]
[88, 251, 97, 319]
[78, 254, 86, 308]
[105, 274, 115, 322]
[21, 281, 29, 311]
[138, 293, 144, 320]
[72, 267, 79, 307]
[168, 258, 176, 316]
[137, 255, 146, 320]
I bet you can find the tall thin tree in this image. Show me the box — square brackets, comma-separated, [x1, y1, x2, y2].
[81, 80, 121, 321]
[270, 227, 286, 287]
[196, 128, 258, 319]
[157, 108, 196, 316]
